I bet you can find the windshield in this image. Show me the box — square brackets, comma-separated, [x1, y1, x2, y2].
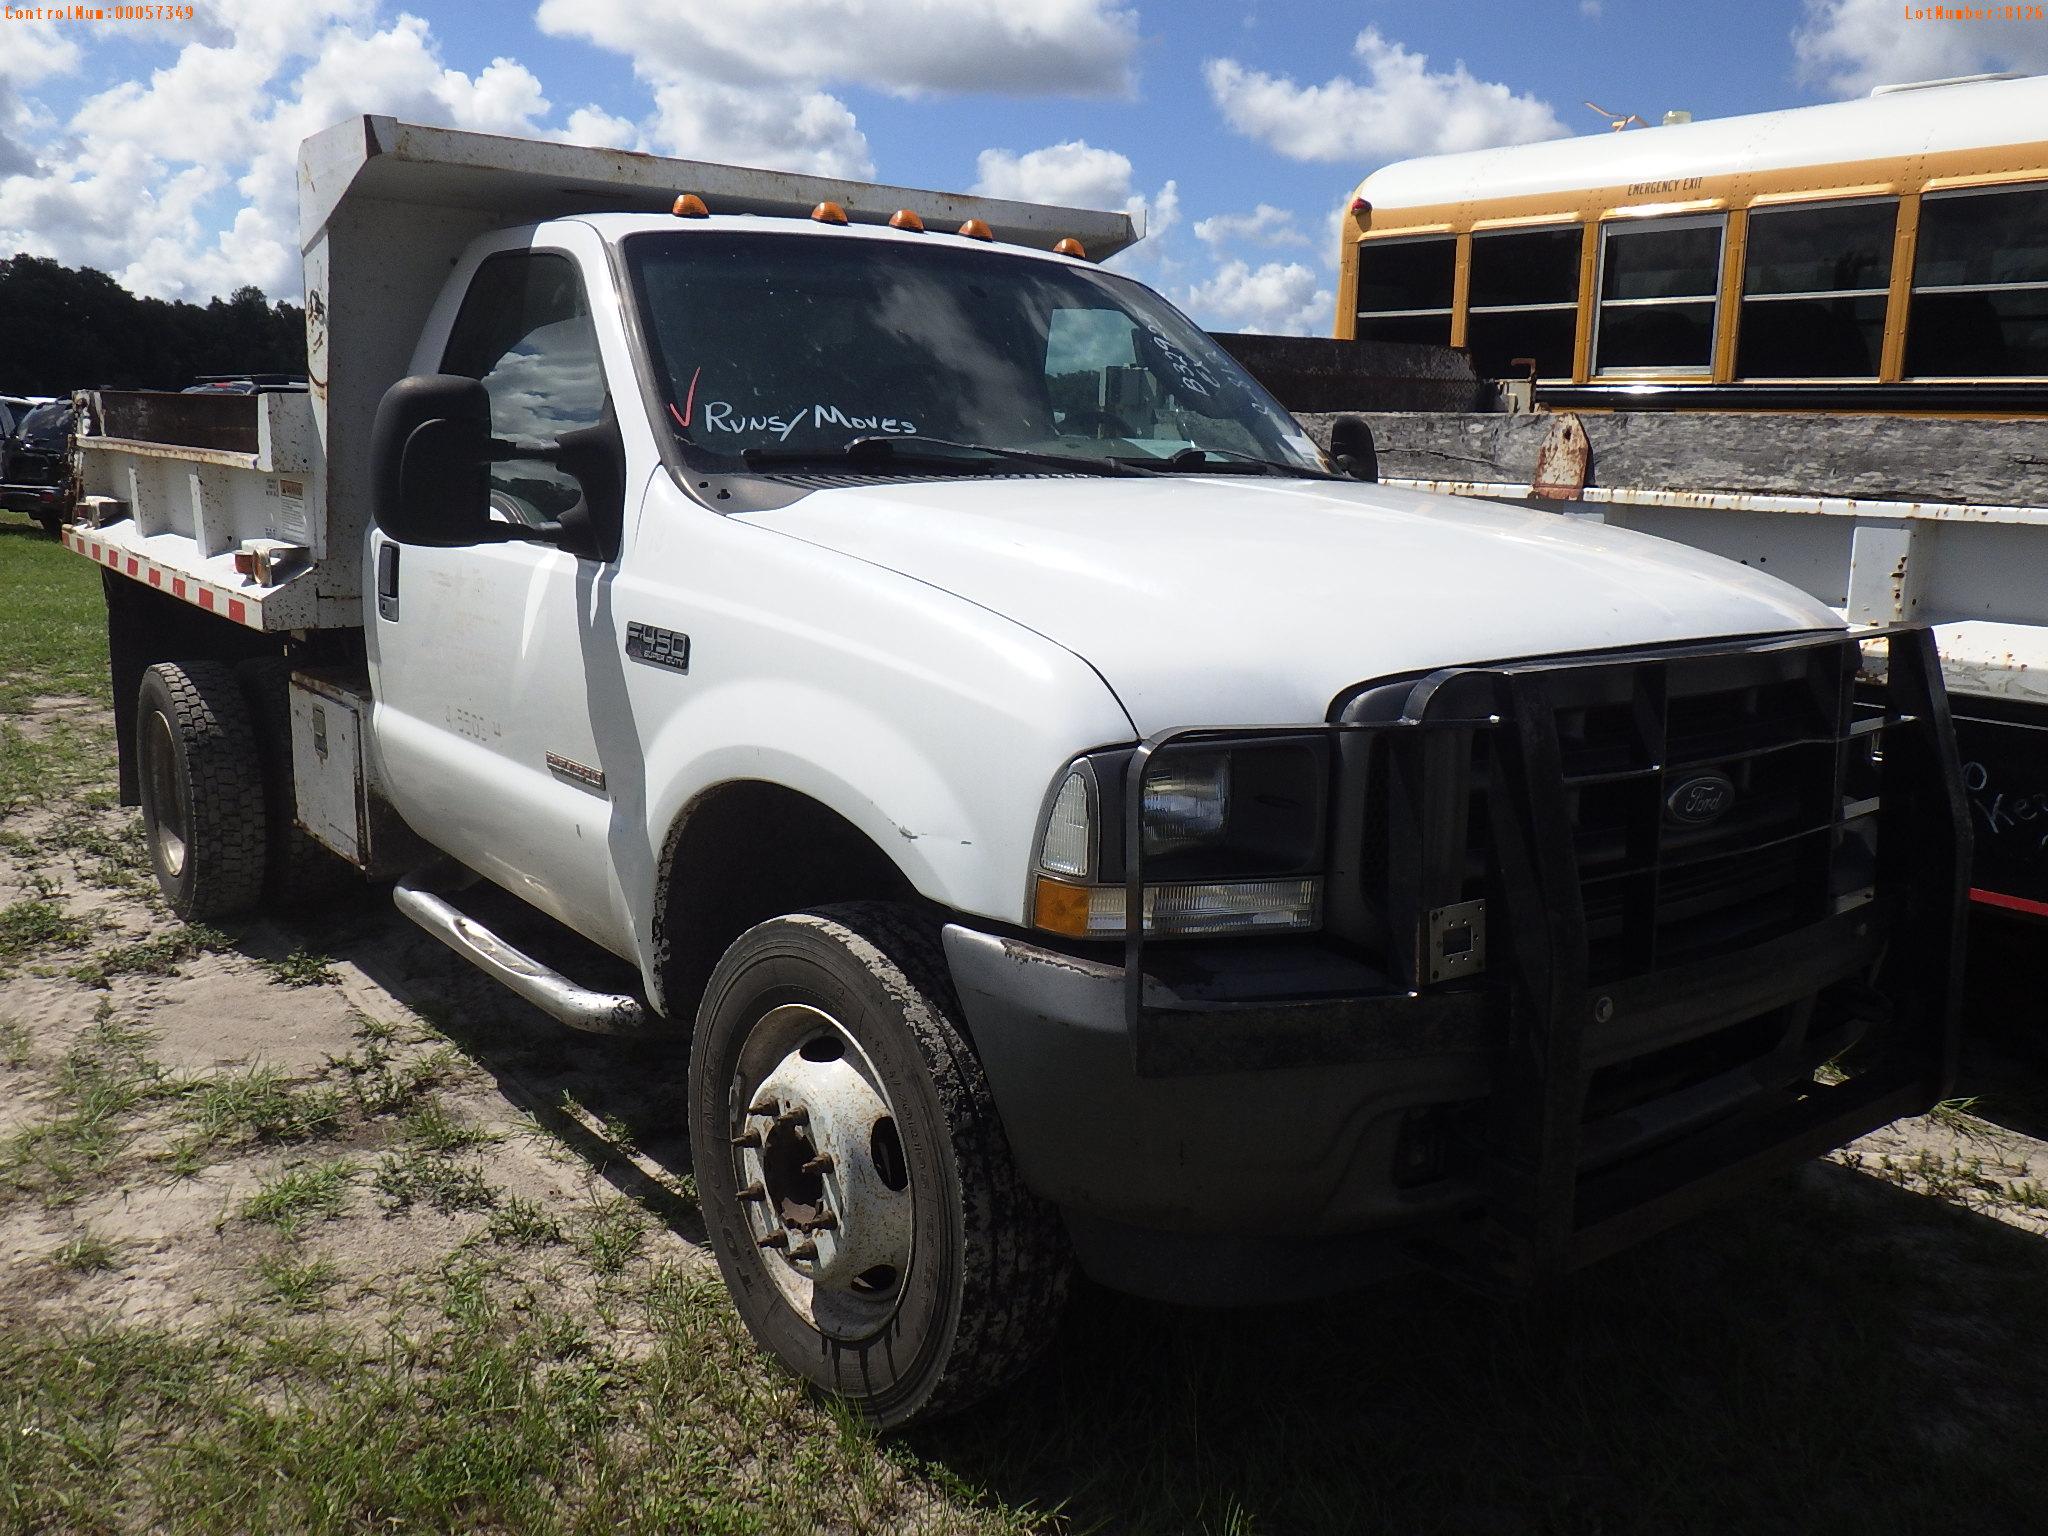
[622, 230, 1324, 476]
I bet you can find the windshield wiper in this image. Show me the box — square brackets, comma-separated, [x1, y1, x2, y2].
[1119, 446, 1338, 479]
[742, 433, 1157, 477]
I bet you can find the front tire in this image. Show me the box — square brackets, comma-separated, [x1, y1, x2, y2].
[136, 661, 268, 921]
[689, 903, 1070, 1427]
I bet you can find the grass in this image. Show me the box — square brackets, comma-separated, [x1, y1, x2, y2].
[372, 1148, 499, 1215]
[398, 1099, 496, 1154]
[255, 1254, 341, 1312]
[574, 1195, 647, 1276]
[328, 1038, 457, 1117]
[0, 521, 109, 711]
[486, 1196, 565, 1249]
[0, 1016, 30, 1069]
[69, 924, 229, 989]
[183, 1066, 346, 1145]
[0, 897, 93, 965]
[49, 1232, 122, 1274]
[240, 1160, 357, 1232]
[2, 1016, 170, 1207]
[261, 946, 339, 988]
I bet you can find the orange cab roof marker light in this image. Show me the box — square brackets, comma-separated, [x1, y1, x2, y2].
[672, 194, 709, 217]
[811, 200, 850, 225]
[888, 208, 926, 231]
[958, 218, 994, 241]
[1053, 237, 1087, 259]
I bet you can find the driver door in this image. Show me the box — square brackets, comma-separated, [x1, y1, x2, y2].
[369, 249, 624, 947]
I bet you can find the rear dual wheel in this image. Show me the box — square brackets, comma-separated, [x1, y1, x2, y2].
[690, 903, 1071, 1427]
[136, 661, 268, 921]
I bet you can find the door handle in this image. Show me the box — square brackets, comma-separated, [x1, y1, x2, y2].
[376, 543, 400, 621]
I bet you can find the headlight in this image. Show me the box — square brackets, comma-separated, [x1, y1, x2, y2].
[1142, 752, 1230, 858]
[1030, 738, 1327, 939]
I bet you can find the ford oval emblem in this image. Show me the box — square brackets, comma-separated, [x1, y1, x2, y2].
[1666, 771, 1736, 827]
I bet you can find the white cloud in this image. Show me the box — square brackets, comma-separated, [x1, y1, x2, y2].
[558, 105, 643, 151]
[1580, 0, 1602, 16]
[1205, 27, 1567, 163]
[534, 0, 1139, 98]
[1794, 0, 2048, 95]
[1181, 258, 1331, 336]
[973, 140, 1133, 209]
[648, 77, 871, 177]
[0, 24, 79, 176]
[532, 0, 1141, 183]
[0, 8, 561, 300]
[1193, 203, 1308, 249]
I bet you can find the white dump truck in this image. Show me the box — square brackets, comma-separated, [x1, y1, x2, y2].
[65, 117, 1969, 1425]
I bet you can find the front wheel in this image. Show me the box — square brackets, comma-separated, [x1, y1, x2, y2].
[689, 903, 1070, 1427]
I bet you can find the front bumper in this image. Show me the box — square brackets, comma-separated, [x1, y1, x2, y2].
[944, 628, 1969, 1304]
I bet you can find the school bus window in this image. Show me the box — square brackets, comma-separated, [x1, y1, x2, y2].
[1737, 199, 1895, 379]
[1906, 184, 2048, 377]
[1467, 226, 1581, 379]
[1595, 216, 1723, 374]
[1355, 234, 1456, 347]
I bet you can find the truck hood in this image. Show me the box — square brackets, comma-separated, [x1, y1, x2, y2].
[739, 476, 1844, 732]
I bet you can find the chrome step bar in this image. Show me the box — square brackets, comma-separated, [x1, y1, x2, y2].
[393, 872, 651, 1035]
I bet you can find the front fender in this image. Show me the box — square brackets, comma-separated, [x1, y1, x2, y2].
[610, 491, 1135, 992]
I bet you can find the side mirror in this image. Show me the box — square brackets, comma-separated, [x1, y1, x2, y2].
[1328, 414, 1378, 482]
[371, 374, 498, 546]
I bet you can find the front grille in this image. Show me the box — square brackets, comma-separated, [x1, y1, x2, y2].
[1335, 634, 1875, 989]
[1550, 644, 1856, 983]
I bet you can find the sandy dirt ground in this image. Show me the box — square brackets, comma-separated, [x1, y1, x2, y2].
[0, 782, 711, 1347]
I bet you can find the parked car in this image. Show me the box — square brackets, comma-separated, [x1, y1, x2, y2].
[1, 398, 75, 534]
[62, 116, 1970, 1428]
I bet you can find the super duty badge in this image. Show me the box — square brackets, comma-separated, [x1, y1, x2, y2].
[626, 621, 690, 674]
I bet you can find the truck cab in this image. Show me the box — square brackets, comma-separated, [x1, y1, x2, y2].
[64, 117, 1970, 1428]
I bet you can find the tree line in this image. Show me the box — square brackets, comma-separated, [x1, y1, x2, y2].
[0, 255, 306, 397]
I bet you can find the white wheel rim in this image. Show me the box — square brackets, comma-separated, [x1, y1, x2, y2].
[730, 1003, 914, 1341]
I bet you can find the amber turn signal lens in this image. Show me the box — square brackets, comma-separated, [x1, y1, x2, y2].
[1031, 876, 1094, 938]
[1052, 236, 1087, 259]
[957, 218, 994, 241]
[672, 193, 709, 217]
[811, 200, 850, 225]
[888, 208, 925, 231]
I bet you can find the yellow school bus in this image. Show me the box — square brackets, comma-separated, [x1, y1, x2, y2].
[1339, 72, 2048, 410]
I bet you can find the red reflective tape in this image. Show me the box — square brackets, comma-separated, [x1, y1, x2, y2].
[125, 557, 138, 576]
[90, 543, 101, 560]
[148, 568, 161, 587]
[228, 599, 247, 625]
[1970, 887, 2048, 919]
[173, 579, 186, 598]
[198, 588, 215, 610]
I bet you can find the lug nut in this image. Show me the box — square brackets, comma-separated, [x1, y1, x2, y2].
[800, 1153, 834, 1175]
[774, 1106, 810, 1127]
[802, 1211, 838, 1232]
[789, 1239, 818, 1260]
[730, 1129, 762, 1149]
[758, 1230, 789, 1250]
[737, 1181, 766, 1203]
[747, 1098, 778, 1116]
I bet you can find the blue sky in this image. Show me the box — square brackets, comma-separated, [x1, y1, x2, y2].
[2, 0, 2043, 332]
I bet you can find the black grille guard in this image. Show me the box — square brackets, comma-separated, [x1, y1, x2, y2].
[1116, 625, 1971, 1286]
